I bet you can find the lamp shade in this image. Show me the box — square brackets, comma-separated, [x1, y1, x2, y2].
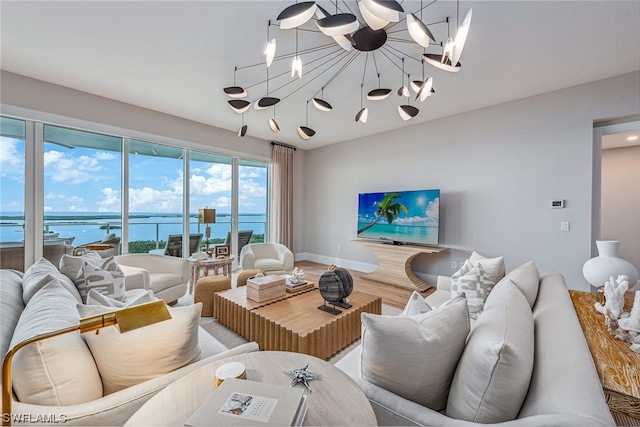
[228, 99, 251, 113]
[406, 13, 435, 48]
[198, 208, 216, 224]
[316, 13, 359, 36]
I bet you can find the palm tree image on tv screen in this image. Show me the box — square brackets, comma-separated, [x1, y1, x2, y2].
[357, 190, 440, 246]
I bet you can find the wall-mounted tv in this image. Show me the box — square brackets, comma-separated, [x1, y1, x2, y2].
[357, 189, 440, 246]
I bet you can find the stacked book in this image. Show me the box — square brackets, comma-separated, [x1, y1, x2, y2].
[185, 378, 307, 426]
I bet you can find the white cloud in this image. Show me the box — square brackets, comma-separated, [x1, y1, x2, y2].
[0, 137, 25, 179]
[215, 196, 232, 208]
[128, 186, 182, 212]
[98, 188, 121, 212]
[426, 197, 439, 219]
[45, 193, 84, 204]
[68, 205, 88, 212]
[95, 152, 117, 160]
[239, 180, 266, 198]
[44, 150, 104, 184]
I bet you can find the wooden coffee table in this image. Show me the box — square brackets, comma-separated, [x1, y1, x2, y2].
[124, 351, 377, 426]
[213, 286, 316, 339]
[214, 287, 382, 360]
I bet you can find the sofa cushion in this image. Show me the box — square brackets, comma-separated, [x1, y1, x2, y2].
[77, 302, 202, 394]
[22, 257, 81, 304]
[10, 279, 103, 405]
[86, 288, 156, 307]
[148, 272, 183, 293]
[0, 270, 25, 358]
[499, 261, 540, 308]
[400, 291, 432, 316]
[59, 252, 103, 281]
[469, 251, 505, 283]
[360, 295, 469, 412]
[446, 280, 534, 423]
[75, 256, 125, 303]
[254, 258, 284, 271]
[451, 263, 495, 319]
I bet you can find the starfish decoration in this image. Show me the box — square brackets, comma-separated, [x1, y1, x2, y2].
[284, 363, 322, 392]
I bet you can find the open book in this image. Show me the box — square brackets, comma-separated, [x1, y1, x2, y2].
[185, 378, 307, 426]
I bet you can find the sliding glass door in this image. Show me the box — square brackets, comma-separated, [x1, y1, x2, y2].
[0, 117, 27, 270]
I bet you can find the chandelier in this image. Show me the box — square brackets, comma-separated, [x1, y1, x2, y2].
[224, 0, 473, 139]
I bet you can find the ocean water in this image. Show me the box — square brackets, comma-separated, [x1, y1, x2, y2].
[0, 212, 266, 245]
[357, 222, 438, 246]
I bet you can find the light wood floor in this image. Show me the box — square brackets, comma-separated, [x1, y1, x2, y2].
[292, 260, 435, 309]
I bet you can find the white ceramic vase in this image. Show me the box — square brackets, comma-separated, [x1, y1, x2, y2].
[583, 240, 639, 289]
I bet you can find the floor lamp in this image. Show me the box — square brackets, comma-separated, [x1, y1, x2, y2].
[198, 208, 216, 254]
[2, 300, 172, 426]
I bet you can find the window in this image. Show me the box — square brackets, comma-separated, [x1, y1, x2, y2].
[238, 160, 268, 244]
[43, 125, 122, 258]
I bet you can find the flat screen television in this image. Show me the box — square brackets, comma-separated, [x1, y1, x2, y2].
[357, 189, 440, 246]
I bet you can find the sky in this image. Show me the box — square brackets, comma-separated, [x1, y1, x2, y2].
[0, 136, 267, 214]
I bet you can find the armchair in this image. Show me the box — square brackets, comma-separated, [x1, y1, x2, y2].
[240, 243, 294, 275]
[115, 254, 189, 305]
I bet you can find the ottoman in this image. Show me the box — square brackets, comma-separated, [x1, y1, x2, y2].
[194, 275, 231, 317]
[236, 269, 264, 287]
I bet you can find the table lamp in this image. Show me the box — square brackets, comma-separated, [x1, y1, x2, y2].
[198, 208, 216, 252]
[2, 300, 172, 426]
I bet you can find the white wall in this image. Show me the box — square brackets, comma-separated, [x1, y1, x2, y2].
[601, 144, 640, 273]
[299, 72, 640, 291]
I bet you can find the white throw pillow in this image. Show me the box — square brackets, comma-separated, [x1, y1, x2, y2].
[360, 295, 470, 411]
[10, 279, 103, 405]
[85, 288, 156, 307]
[77, 302, 202, 394]
[22, 257, 81, 304]
[446, 280, 534, 423]
[75, 256, 125, 303]
[451, 263, 495, 319]
[469, 251, 505, 283]
[400, 291, 432, 317]
[499, 261, 540, 308]
[59, 252, 103, 281]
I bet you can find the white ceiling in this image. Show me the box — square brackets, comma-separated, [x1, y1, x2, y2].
[1, 1, 639, 150]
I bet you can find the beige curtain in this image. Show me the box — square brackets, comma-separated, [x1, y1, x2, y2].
[271, 143, 295, 250]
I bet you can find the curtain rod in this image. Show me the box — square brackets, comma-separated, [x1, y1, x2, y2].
[271, 141, 297, 151]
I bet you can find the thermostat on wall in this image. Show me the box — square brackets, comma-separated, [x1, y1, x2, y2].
[551, 200, 565, 209]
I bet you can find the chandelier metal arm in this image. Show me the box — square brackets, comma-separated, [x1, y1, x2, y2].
[312, 50, 362, 98]
[382, 43, 423, 64]
[280, 50, 357, 102]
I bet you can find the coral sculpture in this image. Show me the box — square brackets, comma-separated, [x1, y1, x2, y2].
[289, 267, 306, 284]
[594, 275, 640, 353]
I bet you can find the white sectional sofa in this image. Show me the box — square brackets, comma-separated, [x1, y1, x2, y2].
[336, 270, 615, 426]
[0, 264, 259, 426]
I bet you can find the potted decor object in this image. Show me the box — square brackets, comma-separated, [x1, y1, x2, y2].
[583, 240, 639, 289]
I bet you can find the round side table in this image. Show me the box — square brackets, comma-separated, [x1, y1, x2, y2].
[124, 351, 376, 426]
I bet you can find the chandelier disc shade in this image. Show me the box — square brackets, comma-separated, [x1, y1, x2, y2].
[223, 1, 473, 140]
[255, 97, 280, 110]
[223, 86, 247, 99]
[398, 105, 419, 121]
[317, 13, 360, 36]
[423, 53, 461, 72]
[367, 88, 391, 100]
[277, 1, 318, 29]
[228, 99, 251, 113]
[406, 13, 435, 48]
[298, 126, 316, 139]
[312, 98, 333, 111]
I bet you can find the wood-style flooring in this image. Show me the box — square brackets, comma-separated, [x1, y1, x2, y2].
[292, 260, 435, 310]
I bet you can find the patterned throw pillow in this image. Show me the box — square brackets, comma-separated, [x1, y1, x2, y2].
[75, 257, 125, 303]
[86, 288, 156, 308]
[451, 263, 495, 319]
[400, 291, 432, 317]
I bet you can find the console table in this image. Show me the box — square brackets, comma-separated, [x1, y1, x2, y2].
[570, 290, 640, 421]
[354, 240, 448, 291]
